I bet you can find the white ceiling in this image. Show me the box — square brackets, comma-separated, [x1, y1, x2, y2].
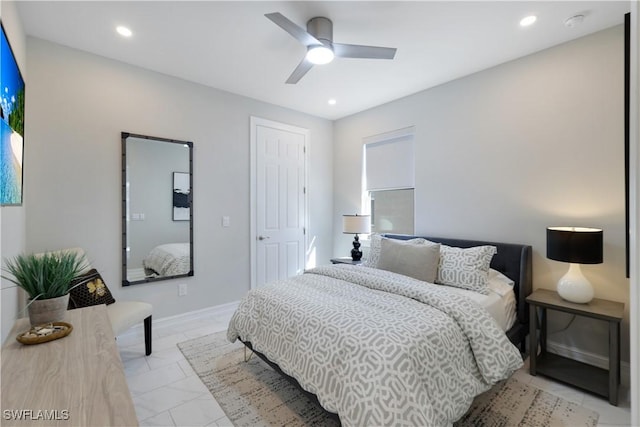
[16, 1, 630, 120]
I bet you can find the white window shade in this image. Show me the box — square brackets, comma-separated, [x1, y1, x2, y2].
[365, 131, 415, 191]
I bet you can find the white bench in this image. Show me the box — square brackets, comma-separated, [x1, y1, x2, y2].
[42, 247, 153, 355]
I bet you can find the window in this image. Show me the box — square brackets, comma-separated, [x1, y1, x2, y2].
[370, 188, 414, 234]
[363, 127, 415, 235]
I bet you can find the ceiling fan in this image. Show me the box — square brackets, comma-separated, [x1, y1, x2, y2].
[265, 12, 397, 84]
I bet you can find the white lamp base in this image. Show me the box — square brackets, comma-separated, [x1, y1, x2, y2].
[557, 263, 594, 304]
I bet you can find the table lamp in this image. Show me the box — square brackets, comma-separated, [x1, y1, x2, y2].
[343, 214, 371, 261]
[546, 226, 603, 303]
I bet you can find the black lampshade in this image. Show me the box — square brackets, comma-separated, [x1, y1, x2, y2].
[547, 227, 603, 264]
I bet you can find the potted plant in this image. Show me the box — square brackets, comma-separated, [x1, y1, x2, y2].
[2, 251, 88, 325]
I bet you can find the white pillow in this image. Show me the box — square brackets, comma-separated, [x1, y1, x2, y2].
[363, 235, 427, 268]
[377, 238, 440, 283]
[362, 233, 383, 268]
[488, 268, 515, 297]
[436, 245, 497, 295]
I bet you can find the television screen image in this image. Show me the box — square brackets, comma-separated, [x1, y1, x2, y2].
[1, 23, 25, 206]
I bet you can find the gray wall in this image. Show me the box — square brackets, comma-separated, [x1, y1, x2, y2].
[334, 26, 629, 364]
[24, 37, 333, 320]
[0, 0, 27, 343]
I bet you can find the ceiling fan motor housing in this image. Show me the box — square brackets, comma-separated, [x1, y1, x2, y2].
[307, 17, 333, 46]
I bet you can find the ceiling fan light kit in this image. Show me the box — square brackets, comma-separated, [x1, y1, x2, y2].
[265, 12, 397, 84]
[307, 45, 334, 65]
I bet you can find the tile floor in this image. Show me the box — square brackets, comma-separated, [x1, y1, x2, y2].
[117, 309, 632, 427]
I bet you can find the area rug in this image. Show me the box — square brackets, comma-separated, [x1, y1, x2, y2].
[177, 332, 599, 427]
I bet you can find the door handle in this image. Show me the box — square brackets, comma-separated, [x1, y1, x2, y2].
[258, 235, 270, 241]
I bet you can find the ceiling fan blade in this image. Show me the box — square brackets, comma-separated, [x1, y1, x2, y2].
[285, 58, 314, 84]
[265, 12, 322, 47]
[333, 43, 397, 60]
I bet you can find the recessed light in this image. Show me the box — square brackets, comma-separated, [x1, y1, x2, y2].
[519, 15, 537, 27]
[116, 26, 133, 37]
[564, 15, 585, 28]
[328, 99, 337, 105]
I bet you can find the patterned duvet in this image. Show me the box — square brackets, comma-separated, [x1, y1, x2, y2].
[143, 243, 190, 276]
[227, 264, 523, 426]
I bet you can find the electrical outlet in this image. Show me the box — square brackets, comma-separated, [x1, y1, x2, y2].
[178, 283, 187, 296]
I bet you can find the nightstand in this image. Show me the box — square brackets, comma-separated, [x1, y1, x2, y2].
[330, 257, 362, 265]
[526, 289, 624, 405]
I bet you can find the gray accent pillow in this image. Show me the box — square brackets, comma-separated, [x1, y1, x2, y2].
[437, 245, 497, 294]
[363, 234, 427, 268]
[377, 238, 440, 283]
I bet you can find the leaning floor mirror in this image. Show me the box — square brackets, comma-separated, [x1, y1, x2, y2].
[121, 132, 194, 286]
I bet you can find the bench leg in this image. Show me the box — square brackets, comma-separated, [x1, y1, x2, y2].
[144, 315, 152, 356]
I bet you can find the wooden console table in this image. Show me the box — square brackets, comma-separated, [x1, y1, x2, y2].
[1, 305, 138, 426]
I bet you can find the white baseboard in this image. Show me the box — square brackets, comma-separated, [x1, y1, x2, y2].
[118, 300, 240, 338]
[547, 339, 631, 387]
[153, 300, 240, 329]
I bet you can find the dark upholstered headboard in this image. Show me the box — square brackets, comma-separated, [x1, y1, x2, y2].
[384, 234, 533, 349]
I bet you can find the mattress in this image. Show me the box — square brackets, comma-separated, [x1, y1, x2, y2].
[443, 285, 516, 332]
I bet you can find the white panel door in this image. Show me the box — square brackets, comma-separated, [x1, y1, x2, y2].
[252, 118, 307, 288]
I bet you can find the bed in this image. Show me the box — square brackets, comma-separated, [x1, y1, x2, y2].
[228, 234, 532, 426]
[143, 243, 191, 277]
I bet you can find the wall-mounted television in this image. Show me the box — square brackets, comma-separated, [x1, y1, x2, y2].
[0, 22, 25, 206]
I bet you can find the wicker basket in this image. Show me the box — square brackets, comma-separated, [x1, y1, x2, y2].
[16, 322, 73, 345]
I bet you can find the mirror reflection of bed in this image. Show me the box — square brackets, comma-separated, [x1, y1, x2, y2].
[142, 243, 191, 278]
[127, 242, 191, 281]
[122, 132, 193, 285]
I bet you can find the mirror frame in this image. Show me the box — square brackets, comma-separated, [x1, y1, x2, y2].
[121, 132, 194, 286]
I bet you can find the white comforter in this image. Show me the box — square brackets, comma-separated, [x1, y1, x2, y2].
[227, 265, 523, 427]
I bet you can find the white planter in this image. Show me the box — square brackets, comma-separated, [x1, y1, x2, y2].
[28, 294, 69, 326]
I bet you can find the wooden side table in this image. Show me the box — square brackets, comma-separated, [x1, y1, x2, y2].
[330, 257, 362, 265]
[526, 288, 624, 405]
[1, 306, 138, 426]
